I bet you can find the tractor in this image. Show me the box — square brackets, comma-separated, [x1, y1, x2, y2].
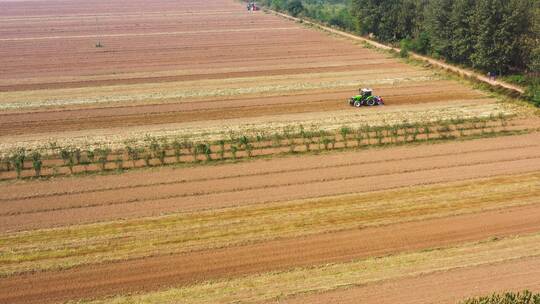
[348, 88, 384, 107]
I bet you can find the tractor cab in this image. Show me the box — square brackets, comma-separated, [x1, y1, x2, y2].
[360, 88, 372, 97]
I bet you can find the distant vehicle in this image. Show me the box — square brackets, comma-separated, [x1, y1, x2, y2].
[247, 2, 259, 11]
[348, 88, 384, 107]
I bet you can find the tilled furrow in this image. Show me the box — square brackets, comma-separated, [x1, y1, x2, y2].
[2, 147, 539, 217]
[2, 203, 540, 304]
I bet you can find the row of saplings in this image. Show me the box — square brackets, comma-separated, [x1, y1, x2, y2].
[0, 115, 510, 179]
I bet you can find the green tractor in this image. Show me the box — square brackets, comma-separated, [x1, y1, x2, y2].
[348, 88, 384, 107]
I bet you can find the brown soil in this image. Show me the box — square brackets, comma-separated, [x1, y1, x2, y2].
[1, 203, 540, 304]
[1, 133, 539, 232]
[0, 115, 522, 180]
[281, 256, 540, 304]
[1, 1, 538, 303]
[0, 82, 481, 136]
[2, 138, 539, 215]
[0, 0, 487, 145]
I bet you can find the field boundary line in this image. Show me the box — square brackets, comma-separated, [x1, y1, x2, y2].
[268, 10, 525, 95]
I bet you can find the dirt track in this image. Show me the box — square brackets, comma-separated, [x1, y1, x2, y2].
[2, 133, 540, 232]
[2, 203, 540, 304]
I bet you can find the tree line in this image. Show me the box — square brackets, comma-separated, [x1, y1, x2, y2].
[1, 115, 510, 179]
[257, 0, 356, 31]
[255, 0, 539, 105]
[351, 0, 539, 77]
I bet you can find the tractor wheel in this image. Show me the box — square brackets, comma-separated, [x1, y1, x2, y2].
[354, 100, 362, 107]
[367, 99, 376, 106]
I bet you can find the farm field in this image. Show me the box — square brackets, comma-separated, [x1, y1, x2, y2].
[0, 0, 540, 303]
[0, 0, 529, 155]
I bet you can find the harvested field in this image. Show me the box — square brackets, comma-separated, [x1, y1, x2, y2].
[0, 0, 517, 155]
[280, 257, 540, 304]
[2, 172, 539, 275]
[1, 133, 540, 232]
[2, 203, 540, 304]
[76, 233, 540, 304]
[0, 98, 523, 156]
[1, 0, 540, 303]
[0, 83, 487, 137]
[1, 114, 533, 179]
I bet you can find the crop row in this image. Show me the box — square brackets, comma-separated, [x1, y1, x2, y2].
[0, 115, 511, 180]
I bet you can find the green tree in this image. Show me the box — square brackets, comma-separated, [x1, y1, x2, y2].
[529, 46, 540, 75]
[411, 31, 430, 54]
[183, 140, 193, 161]
[115, 156, 124, 172]
[340, 126, 351, 148]
[10, 148, 26, 179]
[149, 138, 160, 159]
[192, 144, 200, 162]
[66, 152, 75, 174]
[60, 148, 71, 166]
[504, 0, 535, 71]
[157, 148, 167, 165]
[449, 0, 476, 63]
[395, 0, 422, 41]
[143, 151, 152, 167]
[73, 148, 81, 165]
[218, 140, 226, 160]
[269, 0, 287, 11]
[351, 0, 382, 36]
[471, 0, 532, 74]
[85, 150, 95, 172]
[351, 0, 421, 42]
[348, 0, 536, 79]
[203, 143, 212, 162]
[375, 128, 384, 144]
[287, 0, 304, 17]
[126, 145, 140, 167]
[96, 148, 110, 171]
[239, 136, 253, 157]
[170, 140, 181, 163]
[355, 128, 364, 147]
[230, 145, 238, 160]
[31, 151, 42, 177]
[525, 3, 540, 75]
[424, 0, 453, 58]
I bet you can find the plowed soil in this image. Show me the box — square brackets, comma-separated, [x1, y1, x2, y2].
[281, 256, 540, 304]
[2, 0, 540, 303]
[0, 0, 491, 150]
[0, 82, 483, 136]
[2, 203, 540, 304]
[2, 133, 540, 232]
